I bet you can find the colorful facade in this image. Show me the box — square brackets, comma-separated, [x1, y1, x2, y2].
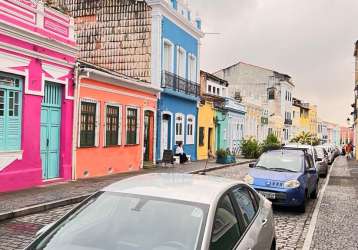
[153, 1, 204, 161]
[198, 71, 228, 160]
[309, 104, 318, 136]
[74, 64, 160, 179]
[0, 0, 76, 192]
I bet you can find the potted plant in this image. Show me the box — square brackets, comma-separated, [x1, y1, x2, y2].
[216, 148, 236, 164]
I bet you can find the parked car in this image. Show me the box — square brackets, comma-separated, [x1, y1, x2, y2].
[26, 173, 276, 250]
[283, 143, 320, 174]
[322, 144, 335, 164]
[245, 149, 319, 213]
[314, 146, 329, 177]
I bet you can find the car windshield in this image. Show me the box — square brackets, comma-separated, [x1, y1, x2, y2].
[315, 147, 325, 158]
[29, 192, 208, 250]
[256, 151, 303, 172]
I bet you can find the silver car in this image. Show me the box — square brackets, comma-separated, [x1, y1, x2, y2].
[314, 146, 329, 177]
[26, 173, 276, 250]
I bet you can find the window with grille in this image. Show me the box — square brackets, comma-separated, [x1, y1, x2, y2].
[126, 108, 138, 145]
[199, 127, 204, 146]
[0, 72, 22, 151]
[106, 105, 120, 146]
[80, 102, 97, 147]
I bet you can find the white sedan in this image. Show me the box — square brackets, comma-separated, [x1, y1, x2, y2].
[26, 173, 276, 250]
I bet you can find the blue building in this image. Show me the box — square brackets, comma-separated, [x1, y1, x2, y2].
[147, 0, 204, 161]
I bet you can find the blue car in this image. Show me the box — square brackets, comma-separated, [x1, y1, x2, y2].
[244, 149, 318, 213]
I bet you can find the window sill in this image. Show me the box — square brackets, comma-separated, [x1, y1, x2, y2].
[0, 150, 23, 159]
[103, 145, 122, 148]
[78, 146, 97, 149]
[124, 144, 140, 147]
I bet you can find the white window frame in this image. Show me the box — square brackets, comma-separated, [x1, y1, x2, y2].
[176, 46, 187, 78]
[104, 103, 122, 147]
[78, 98, 100, 148]
[186, 114, 195, 145]
[175, 113, 185, 144]
[188, 53, 197, 82]
[125, 106, 141, 145]
[163, 39, 174, 73]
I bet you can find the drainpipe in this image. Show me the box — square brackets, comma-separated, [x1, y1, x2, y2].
[72, 63, 88, 180]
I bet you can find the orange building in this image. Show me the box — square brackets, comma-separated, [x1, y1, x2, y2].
[74, 63, 161, 179]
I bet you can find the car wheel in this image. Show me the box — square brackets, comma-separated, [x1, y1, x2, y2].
[298, 191, 307, 213]
[310, 184, 318, 199]
[270, 239, 276, 250]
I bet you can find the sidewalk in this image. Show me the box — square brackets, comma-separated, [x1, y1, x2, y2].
[0, 159, 252, 221]
[309, 157, 358, 249]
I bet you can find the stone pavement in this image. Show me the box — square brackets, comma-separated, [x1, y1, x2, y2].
[310, 157, 358, 249]
[0, 159, 251, 216]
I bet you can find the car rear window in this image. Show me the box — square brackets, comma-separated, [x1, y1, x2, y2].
[29, 192, 209, 250]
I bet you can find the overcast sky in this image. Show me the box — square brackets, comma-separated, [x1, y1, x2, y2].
[189, 0, 358, 126]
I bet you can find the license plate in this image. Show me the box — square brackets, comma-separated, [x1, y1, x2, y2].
[259, 191, 276, 199]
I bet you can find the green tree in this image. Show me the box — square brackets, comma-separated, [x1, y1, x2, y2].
[241, 137, 261, 159]
[291, 132, 320, 146]
[262, 133, 281, 152]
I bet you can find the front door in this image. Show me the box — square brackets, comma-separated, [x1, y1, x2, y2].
[143, 111, 153, 162]
[161, 115, 169, 158]
[41, 82, 62, 180]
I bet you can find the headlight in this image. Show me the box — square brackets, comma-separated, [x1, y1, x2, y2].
[284, 180, 300, 189]
[244, 175, 254, 185]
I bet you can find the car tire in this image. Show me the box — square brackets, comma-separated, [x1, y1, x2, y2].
[271, 239, 276, 250]
[298, 191, 307, 213]
[310, 184, 318, 199]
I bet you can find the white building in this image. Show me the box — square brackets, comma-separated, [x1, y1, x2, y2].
[215, 62, 295, 142]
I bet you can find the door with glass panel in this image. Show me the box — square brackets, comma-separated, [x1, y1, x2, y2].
[41, 82, 62, 179]
[0, 72, 22, 151]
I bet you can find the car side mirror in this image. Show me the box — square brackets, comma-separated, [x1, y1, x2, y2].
[36, 222, 54, 237]
[249, 163, 255, 168]
[306, 168, 317, 174]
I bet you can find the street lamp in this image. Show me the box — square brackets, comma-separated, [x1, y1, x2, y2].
[347, 117, 352, 144]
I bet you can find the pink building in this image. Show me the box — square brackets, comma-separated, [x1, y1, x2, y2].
[340, 127, 354, 144]
[0, 0, 76, 192]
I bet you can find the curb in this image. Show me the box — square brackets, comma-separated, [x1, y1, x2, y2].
[0, 160, 254, 223]
[302, 158, 334, 250]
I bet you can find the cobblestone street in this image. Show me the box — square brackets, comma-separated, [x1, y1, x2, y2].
[0, 161, 328, 250]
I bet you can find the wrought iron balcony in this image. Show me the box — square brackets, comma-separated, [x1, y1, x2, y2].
[285, 119, 293, 125]
[161, 71, 200, 97]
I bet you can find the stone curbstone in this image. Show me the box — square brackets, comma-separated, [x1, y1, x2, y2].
[0, 160, 254, 223]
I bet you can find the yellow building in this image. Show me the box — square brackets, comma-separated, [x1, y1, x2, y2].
[244, 102, 266, 141]
[309, 104, 318, 136]
[198, 71, 228, 160]
[268, 115, 284, 142]
[197, 100, 216, 160]
[292, 104, 301, 138]
[293, 98, 310, 135]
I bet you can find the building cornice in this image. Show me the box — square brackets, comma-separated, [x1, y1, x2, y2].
[80, 67, 162, 95]
[146, 0, 204, 39]
[0, 20, 77, 57]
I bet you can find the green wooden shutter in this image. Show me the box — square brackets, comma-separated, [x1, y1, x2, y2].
[0, 73, 22, 151]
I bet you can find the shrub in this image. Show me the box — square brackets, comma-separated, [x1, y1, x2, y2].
[216, 149, 229, 158]
[241, 138, 261, 159]
[262, 134, 281, 152]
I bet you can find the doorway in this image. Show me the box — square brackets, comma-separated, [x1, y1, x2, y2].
[143, 110, 154, 162]
[161, 114, 171, 159]
[41, 82, 62, 180]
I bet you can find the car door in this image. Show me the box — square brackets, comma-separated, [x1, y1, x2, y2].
[209, 194, 244, 250]
[230, 186, 273, 250]
[305, 154, 316, 194]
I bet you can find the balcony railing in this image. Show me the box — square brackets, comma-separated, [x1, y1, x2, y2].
[162, 71, 200, 97]
[285, 119, 293, 125]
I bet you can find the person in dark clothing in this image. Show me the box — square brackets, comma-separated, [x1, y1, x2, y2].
[175, 142, 188, 164]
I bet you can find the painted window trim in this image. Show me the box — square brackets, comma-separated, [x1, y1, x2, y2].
[104, 102, 122, 147]
[125, 105, 141, 145]
[78, 98, 100, 148]
[176, 46, 187, 78]
[163, 38, 175, 73]
[175, 112, 185, 144]
[186, 114, 195, 145]
[0, 71, 23, 152]
[188, 53, 197, 82]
